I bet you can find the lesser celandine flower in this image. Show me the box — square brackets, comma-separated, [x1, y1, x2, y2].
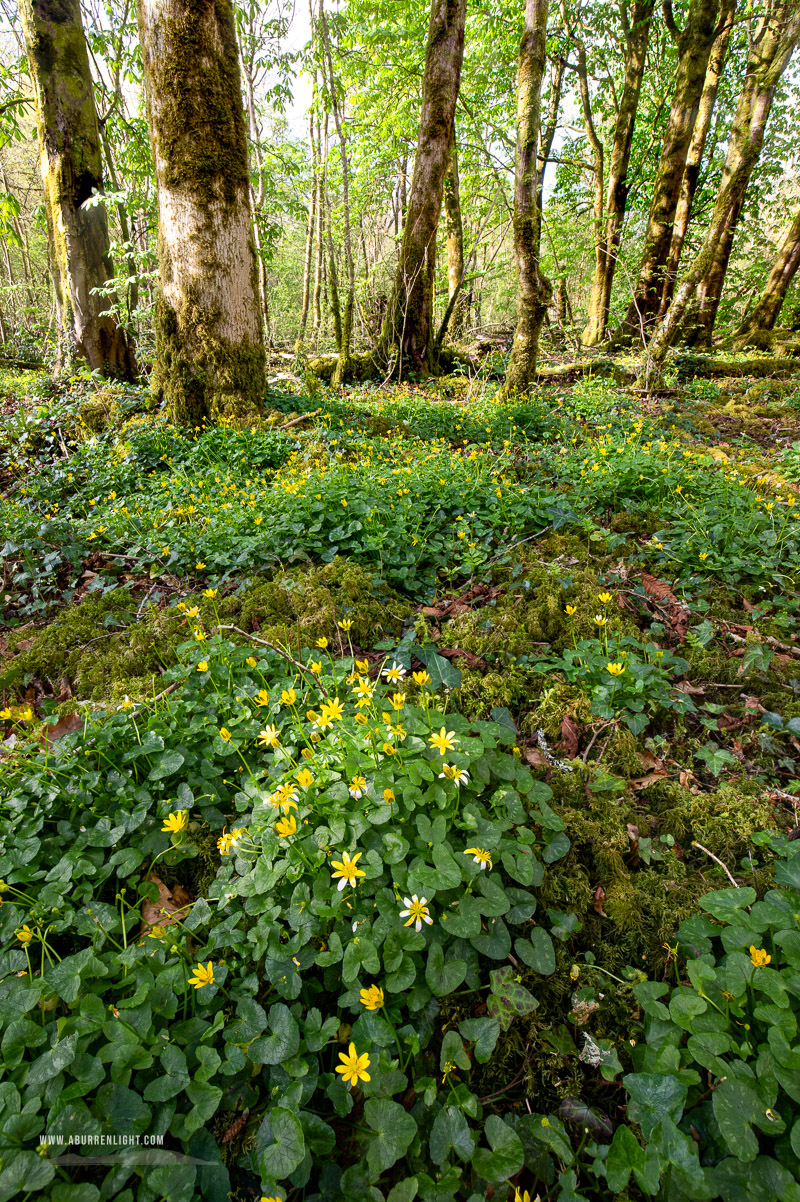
[218, 827, 246, 855]
[188, 961, 215, 989]
[255, 689, 270, 707]
[383, 661, 406, 683]
[219, 727, 232, 742]
[464, 847, 492, 869]
[280, 688, 297, 707]
[439, 764, 469, 786]
[197, 661, 209, 673]
[349, 776, 367, 799]
[331, 850, 366, 891]
[594, 614, 608, 627]
[16, 925, 33, 944]
[429, 727, 456, 755]
[598, 592, 613, 604]
[296, 768, 314, 788]
[162, 811, 188, 834]
[355, 659, 369, 672]
[750, 945, 771, 968]
[400, 895, 433, 931]
[246, 656, 258, 668]
[194, 628, 206, 642]
[388, 692, 406, 711]
[607, 662, 625, 676]
[196, 561, 206, 570]
[565, 604, 576, 616]
[316, 636, 329, 649]
[355, 713, 368, 725]
[202, 588, 217, 599]
[310, 660, 322, 675]
[148, 925, 167, 939]
[275, 814, 297, 838]
[264, 784, 298, 813]
[338, 618, 353, 631]
[335, 1043, 370, 1087]
[320, 697, 344, 722]
[258, 725, 280, 748]
[383, 788, 395, 802]
[412, 669, 431, 687]
[360, 985, 384, 1010]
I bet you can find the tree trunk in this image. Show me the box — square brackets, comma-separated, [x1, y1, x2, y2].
[17, 0, 135, 378]
[296, 110, 317, 351]
[581, 0, 655, 345]
[442, 131, 466, 339]
[620, 0, 720, 338]
[312, 114, 327, 346]
[136, 0, 265, 425]
[681, 0, 800, 346]
[504, 0, 552, 392]
[736, 206, 800, 339]
[657, 0, 735, 316]
[320, 5, 355, 385]
[383, 0, 466, 375]
[537, 53, 564, 214]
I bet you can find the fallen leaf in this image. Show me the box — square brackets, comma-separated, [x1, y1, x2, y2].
[523, 746, 548, 767]
[630, 770, 669, 790]
[675, 681, 705, 696]
[639, 750, 665, 771]
[560, 714, 580, 759]
[37, 712, 82, 747]
[592, 885, 608, 917]
[742, 695, 764, 711]
[141, 873, 193, 930]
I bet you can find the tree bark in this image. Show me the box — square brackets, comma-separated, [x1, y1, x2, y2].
[312, 113, 327, 345]
[735, 205, 800, 339]
[442, 130, 466, 338]
[504, 0, 552, 392]
[383, 0, 466, 375]
[681, 0, 800, 346]
[620, 0, 720, 338]
[296, 110, 317, 350]
[657, 0, 735, 316]
[581, 0, 655, 345]
[136, 0, 265, 425]
[17, 0, 135, 378]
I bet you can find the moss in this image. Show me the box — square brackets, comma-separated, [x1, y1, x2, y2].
[79, 392, 123, 433]
[647, 777, 777, 859]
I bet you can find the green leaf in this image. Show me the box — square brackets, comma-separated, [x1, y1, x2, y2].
[259, 1107, 306, 1179]
[459, 1017, 500, 1063]
[429, 1105, 475, 1165]
[605, 1124, 645, 1191]
[623, 1073, 688, 1139]
[185, 1079, 223, 1134]
[700, 887, 757, 923]
[386, 1178, 419, 1202]
[712, 1077, 763, 1162]
[249, 1003, 299, 1065]
[695, 743, 736, 777]
[487, 965, 537, 1031]
[148, 749, 185, 780]
[439, 1029, 471, 1072]
[365, 1099, 418, 1176]
[515, 928, 555, 975]
[426, 943, 467, 997]
[471, 1114, 524, 1182]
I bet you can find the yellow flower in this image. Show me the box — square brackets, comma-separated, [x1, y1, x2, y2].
[197, 661, 209, 673]
[275, 814, 298, 838]
[338, 618, 353, 631]
[310, 660, 322, 675]
[570, 965, 580, 980]
[388, 692, 406, 711]
[246, 656, 258, 668]
[280, 688, 297, 707]
[202, 588, 217, 599]
[196, 561, 206, 569]
[750, 945, 771, 968]
[301, 747, 314, 761]
[316, 637, 329, 649]
[265, 783, 298, 813]
[412, 669, 431, 687]
[0, 707, 11, 720]
[258, 725, 280, 748]
[594, 614, 608, 627]
[607, 662, 625, 676]
[349, 775, 367, 798]
[429, 727, 456, 755]
[464, 847, 492, 870]
[187, 961, 215, 989]
[255, 689, 270, 707]
[360, 985, 384, 1011]
[383, 788, 395, 802]
[565, 604, 577, 616]
[16, 925, 34, 945]
[355, 658, 369, 672]
[219, 727, 232, 742]
[399, 894, 433, 931]
[148, 925, 167, 939]
[17, 705, 34, 722]
[383, 742, 395, 755]
[296, 768, 314, 788]
[335, 1042, 370, 1087]
[598, 592, 613, 604]
[331, 850, 366, 891]
[161, 810, 188, 834]
[194, 628, 206, 642]
[320, 697, 344, 723]
[355, 712, 368, 725]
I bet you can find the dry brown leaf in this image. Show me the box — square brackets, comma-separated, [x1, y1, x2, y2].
[592, 885, 608, 916]
[630, 770, 669, 790]
[37, 712, 82, 747]
[639, 750, 665, 771]
[523, 746, 548, 767]
[141, 873, 193, 930]
[742, 695, 764, 711]
[560, 714, 580, 759]
[675, 681, 705, 696]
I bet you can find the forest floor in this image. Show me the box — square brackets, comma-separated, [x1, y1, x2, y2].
[2, 358, 800, 1198]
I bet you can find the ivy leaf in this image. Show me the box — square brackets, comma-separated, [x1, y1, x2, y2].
[425, 942, 467, 997]
[364, 1098, 417, 1176]
[259, 1106, 306, 1179]
[471, 1114, 524, 1182]
[487, 966, 537, 1031]
[695, 742, 736, 778]
[429, 1105, 475, 1165]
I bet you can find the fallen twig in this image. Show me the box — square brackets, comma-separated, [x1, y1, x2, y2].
[691, 841, 739, 889]
[215, 625, 329, 696]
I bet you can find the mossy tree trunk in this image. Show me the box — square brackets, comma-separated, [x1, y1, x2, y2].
[136, 0, 265, 426]
[443, 131, 466, 339]
[383, 0, 466, 376]
[504, 0, 552, 393]
[580, 0, 654, 346]
[680, 0, 800, 347]
[18, 0, 136, 379]
[296, 110, 317, 352]
[620, 0, 720, 339]
[657, 0, 735, 317]
[735, 206, 800, 339]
